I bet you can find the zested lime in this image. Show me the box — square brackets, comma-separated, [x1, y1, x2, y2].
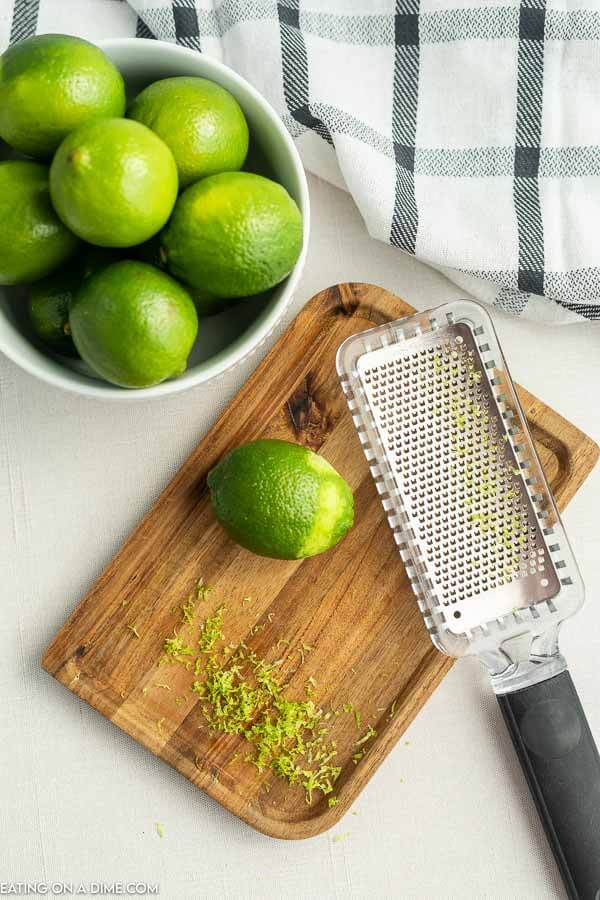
[208, 439, 354, 559]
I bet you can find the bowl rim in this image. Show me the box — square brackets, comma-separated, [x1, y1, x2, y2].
[0, 37, 310, 401]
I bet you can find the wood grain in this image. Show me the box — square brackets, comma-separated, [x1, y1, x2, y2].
[42, 283, 600, 839]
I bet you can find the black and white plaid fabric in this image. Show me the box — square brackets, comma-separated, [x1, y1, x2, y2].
[3, 0, 600, 323]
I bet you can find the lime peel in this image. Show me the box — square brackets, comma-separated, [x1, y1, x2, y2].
[156, 582, 361, 804]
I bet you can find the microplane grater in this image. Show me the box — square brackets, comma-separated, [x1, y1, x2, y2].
[337, 299, 600, 899]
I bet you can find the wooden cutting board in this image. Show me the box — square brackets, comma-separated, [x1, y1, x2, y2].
[42, 283, 599, 840]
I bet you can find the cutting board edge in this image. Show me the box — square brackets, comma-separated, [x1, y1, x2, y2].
[41, 642, 454, 840]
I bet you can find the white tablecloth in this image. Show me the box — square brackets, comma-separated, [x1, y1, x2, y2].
[2, 171, 600, 900]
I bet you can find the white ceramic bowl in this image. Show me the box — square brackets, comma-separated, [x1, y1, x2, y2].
[0, 38, 309, 399]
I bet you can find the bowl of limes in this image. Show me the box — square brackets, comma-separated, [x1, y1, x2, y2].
[0, 36, 309, 398]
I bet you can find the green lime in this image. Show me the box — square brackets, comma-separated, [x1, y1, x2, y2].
[27, 247, 124, 355]
[207, 439, 354, 559]
[0, 161, 79, 285]
[50, 118, 178, 247]
[0, 34, 125, 158]
[128, 76, 249, 189]
[28, 269, 79, 356]
[161, 172, 303, 298]
[69, 260, 198, 388]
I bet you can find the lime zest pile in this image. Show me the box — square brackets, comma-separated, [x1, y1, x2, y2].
[191, 648, 341, 804]
[153, 584, 376, 804]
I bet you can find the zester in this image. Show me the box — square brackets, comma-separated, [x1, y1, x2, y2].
[337, 299, 600, 900]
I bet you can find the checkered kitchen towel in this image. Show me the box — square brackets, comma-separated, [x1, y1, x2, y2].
[3, 1, 600, 323]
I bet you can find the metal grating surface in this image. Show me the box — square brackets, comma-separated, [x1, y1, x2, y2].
[356, 323, 560, 626]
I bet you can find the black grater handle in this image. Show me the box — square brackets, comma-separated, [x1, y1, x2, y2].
[497, 671, 600, 900]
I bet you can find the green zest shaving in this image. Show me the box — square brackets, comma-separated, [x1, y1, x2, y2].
[181, 595, 197, 626]
[196, 578, 212, 601]
[198, 604, 226, 652]
[342, 703, 361, 729]
[161, 635, 194, 665]
[355, 725, 377, 748]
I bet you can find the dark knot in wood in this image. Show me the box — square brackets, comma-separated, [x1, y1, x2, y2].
[286, 371, 333, 451]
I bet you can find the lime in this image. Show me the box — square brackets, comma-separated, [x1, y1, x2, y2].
[0, 161, 79, 285]
[128, 76, 249, 189]
[27, 247, 123, 355]
[0, 34, 125, 158]
[50, 118, 178, 247]
[28, 269, 79, 356]
[161, 172, 303, 298]
[207, 439, 354, 559]
[69, 260, 198, 388]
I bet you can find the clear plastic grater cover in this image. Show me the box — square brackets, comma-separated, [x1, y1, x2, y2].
[336, 299, 583, 659]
